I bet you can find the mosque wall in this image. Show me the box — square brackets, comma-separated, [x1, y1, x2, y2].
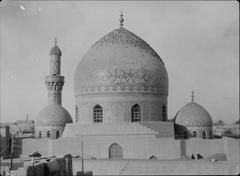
[76, 93, 167, 123]
[185, 138, 224, 157]
[21, 137, 239, 163]
[21, 138, 52, 159]
[71, 159, 239, 175]
[49, 137, 181, 160]
[223, 137, 240, 163]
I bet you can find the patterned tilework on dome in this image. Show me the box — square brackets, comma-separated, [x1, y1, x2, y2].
[77, 67, 168, 94]
[74, 27, 168, 96]
[175, 102, 213, 127]
[92, 27, 163, 62]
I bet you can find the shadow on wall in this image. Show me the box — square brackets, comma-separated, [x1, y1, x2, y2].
[13, 138, 23, 158]
[4, 137, 23, 159]
[174, 124, 190, 139]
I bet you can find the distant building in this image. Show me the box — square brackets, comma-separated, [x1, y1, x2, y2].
[0, 123, 11, 158]
[10, 120, 34, 137]
[213, 124, 240, 138]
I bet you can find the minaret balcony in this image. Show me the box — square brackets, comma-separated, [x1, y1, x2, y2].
[45, 75, 64, 83]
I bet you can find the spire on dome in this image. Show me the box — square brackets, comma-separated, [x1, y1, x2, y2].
[119, 11, 124, 28]
[191, 90, 195, 102]
[55, 37, 58, 46]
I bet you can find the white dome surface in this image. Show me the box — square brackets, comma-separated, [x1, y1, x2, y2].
[175, 102, 213, 127]
[35, 104, 72, 126]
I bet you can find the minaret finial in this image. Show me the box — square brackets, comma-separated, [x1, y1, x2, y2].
[54, 37, 57, 46]
[119, 11, 124, 28]
[191, 90, 195, 102]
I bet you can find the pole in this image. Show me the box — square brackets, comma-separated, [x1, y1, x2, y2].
[10, 135, 14, 171]
[81, 141, 84, 174]
[32, 157, 35, 176]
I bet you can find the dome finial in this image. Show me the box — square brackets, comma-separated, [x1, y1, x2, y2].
[191, 90, 195, 102]
[54, 37, 57, 46]
[119, 11, 124, 28]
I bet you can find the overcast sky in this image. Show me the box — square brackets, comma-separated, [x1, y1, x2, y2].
[0, 1, 238, 124]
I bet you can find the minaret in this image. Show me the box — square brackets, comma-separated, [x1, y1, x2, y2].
[45, 38, 64, 105]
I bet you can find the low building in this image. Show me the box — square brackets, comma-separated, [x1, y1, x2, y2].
[0, 123, 11, 158]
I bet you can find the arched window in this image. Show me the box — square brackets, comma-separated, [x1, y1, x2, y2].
[93, 105, 103, 123]
[131, 104, 141, 122]
[56, 131, 60, 139]
[210, 132, 213, 139]
[162, 105, 167, 121]
[183, 131, 188, 139]
[39, 131, 42, 138]
[192, 131, 197, 137]
[109, 143, 123, 159]
[47, 130, 50, 138]
[202, 131, 206, 139]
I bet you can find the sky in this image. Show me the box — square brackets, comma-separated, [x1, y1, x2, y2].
[0, 1, 239, 124]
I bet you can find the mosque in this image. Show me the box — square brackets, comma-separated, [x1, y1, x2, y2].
[28, 14, 219, 161]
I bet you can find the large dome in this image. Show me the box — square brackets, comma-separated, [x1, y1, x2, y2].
[74, 27, 168, 96]
[35, 104, 72, 126]
[175, 102, 213, 127]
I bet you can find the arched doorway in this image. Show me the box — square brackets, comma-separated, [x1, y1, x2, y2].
[131, 104, 141, 122]
[109, 143, 123, 159]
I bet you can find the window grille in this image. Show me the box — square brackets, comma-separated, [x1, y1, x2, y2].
[202, 131, 207, 139]
[131, 104, 141, 122]
[192, 131, 197, 137]
[93, 105, 103, 123]
[162, 105, 167, 121]
[47, 130, 50, 137]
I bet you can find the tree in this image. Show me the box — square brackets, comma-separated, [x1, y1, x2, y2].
[215, 120, 225, 126]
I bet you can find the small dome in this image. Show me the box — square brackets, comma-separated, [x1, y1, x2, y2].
[50, 46, 62, 56]
[35, 104, 72, 126]
[175, 102, 213, 127]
